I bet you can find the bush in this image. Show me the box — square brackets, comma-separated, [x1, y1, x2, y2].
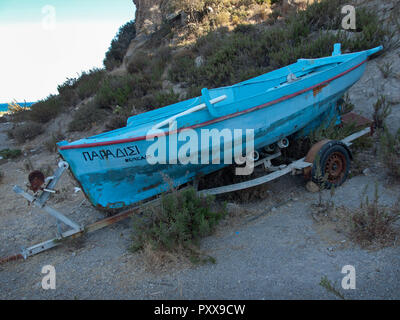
[350, 184, 400, 248]
[380, 127, 400, 180]
[76, 68, 106, 100]
[44, 132, 66, 153]
[9, 122, 44, 143]
[7, 101, 29, 114]
[127, 48, 170, 90]
[95, 74, 157, 110]
[68, 101, 108, 132]
[127, 51, 151, 74]
[28, 95, 62, 123]
[214, 11, 231, 26]
[95, 75, 136, 109]
[168, 0, 388, 89]
[7, 101, 31, 122]
[106, 113, 129, 130]
[57, 78, 80, 107]
[69, 72, 161, 131]
[373, 95, 391, 129]
[153, 90, 181, 109]
[168, 50, 197, 84]
[131, 188, 226, 263]
[0, 148, 22, 159]
[149, 46, 172, 81]
[133, 90, 180, 111]
[104, 20, 136, 71]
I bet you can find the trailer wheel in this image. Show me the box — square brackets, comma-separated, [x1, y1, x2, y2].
[311, 143, 351, 189]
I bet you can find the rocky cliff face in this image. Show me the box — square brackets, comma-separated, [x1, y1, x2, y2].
[124, 0, 310, 66]
[124, 0, 172, 65]
[132, 0, 167, 38]
[130, 0, 310, 39]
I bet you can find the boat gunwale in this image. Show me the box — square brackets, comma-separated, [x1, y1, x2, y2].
[59, 58, 367, 151]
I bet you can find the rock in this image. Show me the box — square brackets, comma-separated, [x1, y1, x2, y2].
[195, 56, 205, 68]
[133, 0, 164, 37]
[226, 202, 241, 215]
[166, 11, 181, 21]
[306, 181, 320, 193]
[363, 168, 371, 175]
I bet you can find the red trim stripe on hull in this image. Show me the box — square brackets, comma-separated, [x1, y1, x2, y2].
[59, 60, 366, 150]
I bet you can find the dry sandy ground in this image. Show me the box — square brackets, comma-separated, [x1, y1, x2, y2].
[0, 22, 400, 299]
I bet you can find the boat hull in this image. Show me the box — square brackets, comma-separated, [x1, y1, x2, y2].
[58, 46, 374, 210]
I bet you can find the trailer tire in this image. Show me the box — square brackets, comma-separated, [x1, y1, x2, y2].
[311, 142, 351, 189]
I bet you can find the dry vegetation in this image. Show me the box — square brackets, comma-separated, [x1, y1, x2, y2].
[312, 184, 400, 249]
[380, 127, 400, 181]
[131, 188, 226, 268]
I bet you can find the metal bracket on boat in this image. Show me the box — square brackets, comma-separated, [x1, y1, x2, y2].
[12, 161, 84, 259]
[202, 88, 225, 118]
[253, 151, 281, 171]
[332, 43, 341, 56]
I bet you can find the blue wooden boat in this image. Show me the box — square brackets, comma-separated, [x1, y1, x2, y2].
[57, 44, 382, 210]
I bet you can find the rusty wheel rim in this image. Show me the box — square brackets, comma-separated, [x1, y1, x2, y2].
[324, 152, 347, 184]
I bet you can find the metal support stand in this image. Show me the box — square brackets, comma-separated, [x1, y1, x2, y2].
[12, 161, 84, 259]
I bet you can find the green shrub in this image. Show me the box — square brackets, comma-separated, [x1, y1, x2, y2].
[76, 68, 106, 100]
[380, 127, 400, 180]
[95, 74, 157, 110]
[57, 78, 79, 107]
[104, 20, 136, 71]
[133, 90, 180, 111]
[9, 122, 44, 143]
[95, 75, 136, 109]
[44, 132, 66, 153]
[153, 90, 181, 109]
[350, 184, 400, 248]
[168, 0, 387, 89]
[106, 113, 129, 130]
[68, 101, 107, 132]
[0, 148, 22, 159]
[373, 95, 391, 129]
[319, 276, 345, 300]
[148, 46, 172, 81]
[341, 93, 354, 114]
[127, 51, 151, 74]
[131, 188, 226, 263]
[10, 108, 31, 123]
[168, 50, 197, 84]
[29, 95, 62, 123]
[233, 24, 257, 34]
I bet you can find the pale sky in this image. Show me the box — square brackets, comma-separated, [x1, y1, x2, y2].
[0, 0, 135, 103]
